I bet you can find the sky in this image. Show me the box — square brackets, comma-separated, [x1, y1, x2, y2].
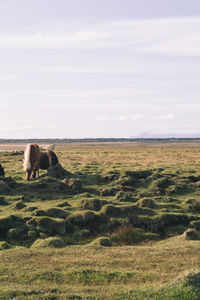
[1, 0, 200, 139]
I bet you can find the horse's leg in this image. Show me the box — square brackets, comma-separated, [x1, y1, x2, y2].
[26, 170, 31, 181]
[32, 169, 36, 179]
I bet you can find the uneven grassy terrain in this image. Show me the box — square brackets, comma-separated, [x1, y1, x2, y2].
[0, 142, 200, 299]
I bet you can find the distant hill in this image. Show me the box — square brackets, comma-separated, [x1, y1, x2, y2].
[1, 137, 200, 144]
[131, 132, 200, 139]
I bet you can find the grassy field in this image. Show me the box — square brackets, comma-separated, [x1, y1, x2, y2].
[0, 142, 200, 299]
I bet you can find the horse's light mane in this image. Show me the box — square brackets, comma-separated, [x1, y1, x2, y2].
[23, 144, 31, 171]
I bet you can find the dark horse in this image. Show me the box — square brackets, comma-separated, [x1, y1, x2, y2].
[23, 144, 40, 180]
[39, 150, 58, 171]
[0, 163, 4, 176]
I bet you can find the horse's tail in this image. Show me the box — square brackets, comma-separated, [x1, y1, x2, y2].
[23, 144, 31, 171]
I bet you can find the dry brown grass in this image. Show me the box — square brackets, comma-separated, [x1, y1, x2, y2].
[0, 235, 199, 298]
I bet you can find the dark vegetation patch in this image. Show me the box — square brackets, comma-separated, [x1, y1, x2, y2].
[110, 227, 159, 245]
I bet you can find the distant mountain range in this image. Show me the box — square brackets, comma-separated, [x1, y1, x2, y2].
[131, 132, 200, 139]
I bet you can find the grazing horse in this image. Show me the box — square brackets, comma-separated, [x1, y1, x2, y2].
[0, 163, 4, 176]
[39, 150, 59, 171]
[23, 144, 40, 180]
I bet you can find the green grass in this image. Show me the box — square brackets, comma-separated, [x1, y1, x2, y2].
[0, 236, 199, 298]
[1, 142, 200, 298]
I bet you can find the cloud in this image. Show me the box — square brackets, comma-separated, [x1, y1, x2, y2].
[0, 17, 199, 56]
[154, 113, 175, 120]
[97, 114, 144, 122]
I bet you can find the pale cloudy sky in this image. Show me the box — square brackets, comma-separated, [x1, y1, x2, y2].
[0, 0, 200, 138]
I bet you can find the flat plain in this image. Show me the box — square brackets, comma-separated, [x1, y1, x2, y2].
[0, 142, 200, 299]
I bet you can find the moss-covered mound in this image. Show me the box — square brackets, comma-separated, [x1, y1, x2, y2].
[62, 177, 82, 191]
[0, 197, 9, 206]
[13, 201, 26, 210]
[184, 229, 200, 240]
[29, 217, 67, 236]
[80, 198, 108, 211]
[136, 198, 156, 208]
[31, 237, 66, 249]
[88, 237, 112, 247]
[47, 163, 70, 178]
[0, 215, 25, 236]
[0, 241, 12, 250]
[33, 207, 69, 219]
[130, 213, 190, 233]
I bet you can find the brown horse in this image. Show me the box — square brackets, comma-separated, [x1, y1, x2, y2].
[23, 144, 40, 180]
[39, 150, 59, 171]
